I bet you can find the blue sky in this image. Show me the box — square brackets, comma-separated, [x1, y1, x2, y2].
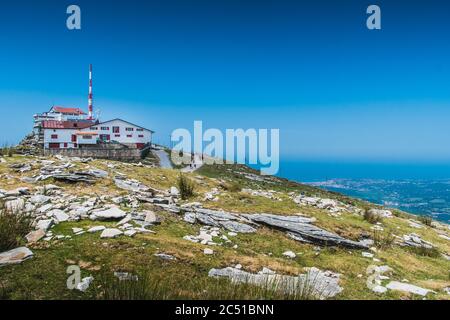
[1, 0, 450, 163]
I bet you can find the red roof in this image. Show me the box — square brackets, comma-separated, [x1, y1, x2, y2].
[52, 106, 87, 115]
[42, 120, 96, 129]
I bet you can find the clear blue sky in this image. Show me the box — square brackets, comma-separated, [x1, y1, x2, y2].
[1, 0, 450, 163]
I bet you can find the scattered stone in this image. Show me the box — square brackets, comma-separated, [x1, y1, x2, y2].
[144, 211, 161, 225]
[72, 228, 84, 234]
[114, 272, 138, 281]
[154, 253, 177, 261]
[386, 281, 434, 296]
[113, 176, 150, 193]
[51, 210, 70, 222]
[170, 186, 179, 196]
[209, 266, 342, 299]
[0, 247, 34, 267]
[29, 195, 51, 204]
[282, 251, 296, 259]
[36, 219, 53, 231]
[90, 206, 127, 221]
[100, 228, 123, 239]
[26, 229, 46, 243]
[362, 252, 374, 258]
[88, 226, 106, 233]
[401, 233, 434, 249]
[76, 277, 94, 292]
[204, 248, 214, 255]
[124, 230, 137, 237]
[243, 213, 368, 249]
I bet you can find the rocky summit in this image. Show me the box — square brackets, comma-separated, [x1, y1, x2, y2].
[0, 154, 449, 300]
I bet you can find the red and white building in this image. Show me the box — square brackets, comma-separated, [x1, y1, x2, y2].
[42, 118, 153, 150]
[35, 65, 154, 150]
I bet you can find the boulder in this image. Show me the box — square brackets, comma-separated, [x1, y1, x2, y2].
[0, 247, 34, 267]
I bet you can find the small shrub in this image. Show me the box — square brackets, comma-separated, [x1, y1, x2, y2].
[97, 273, 170, 300]
[220, 181, 242, 193]
[177, 173, 195, 200]
[0, 204, 33, 252]
[364, 209, 383, 224]
[407, 246, 440, 258]
[7, 148, 13, 157]
[418, 215, 433, 227]
[373, 230, 395, 250]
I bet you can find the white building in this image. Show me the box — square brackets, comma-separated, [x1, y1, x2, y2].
[42, 118, 153, 150]
[81, 119, 154, 149]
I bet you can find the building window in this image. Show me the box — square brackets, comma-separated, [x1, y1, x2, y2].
[63, 143, 68, 148]
[91, 127, 98, 130]
[101, 126, 110, 131]
[125, 127, 134, 131]
[114, 134, 120, 138]
[100, 134, 110, 142]
[136, 128, 144, 132]
[127, 134, 132, 138]
[51, 134, 58, 139]
[83, 135, 92, 139]
[112, 126, 120, 133]
[138, 135, 144, 138]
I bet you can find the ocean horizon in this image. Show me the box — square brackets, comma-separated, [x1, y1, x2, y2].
[253, 159, 450, 224]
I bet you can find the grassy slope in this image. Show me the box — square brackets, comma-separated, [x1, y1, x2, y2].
[0, 156, 449, 300]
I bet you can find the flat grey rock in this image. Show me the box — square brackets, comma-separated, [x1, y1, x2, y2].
[386, 281, 434, 296]
[209, 266, 342, 299]
[100, 228, 123, 239]
[88, 226, 106, 233]
[243, 213, 368, 249]
[90, 207, 126, 221]
[26, 229, 46, 243]
[29, 195, 51, 204]
[219, 220, 257, 233]
[0, 247, 34, 267]
[36, 219, 53, 231]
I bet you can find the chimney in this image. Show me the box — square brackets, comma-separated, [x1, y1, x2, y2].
[88, 64, 93, 120]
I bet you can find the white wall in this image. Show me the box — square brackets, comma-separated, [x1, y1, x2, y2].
[43, 119, 153, 149]
[83, 119, 152, 145]
[43, 129, 78, 149]
[77, 135, 98, 145]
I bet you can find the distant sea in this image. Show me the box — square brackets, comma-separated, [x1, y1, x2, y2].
[261, 160, 450, 224]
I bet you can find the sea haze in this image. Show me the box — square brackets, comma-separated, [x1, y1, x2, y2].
[273, 160, 450, 224]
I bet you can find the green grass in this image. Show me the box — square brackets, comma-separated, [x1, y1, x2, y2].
[0, 156, 449, 300]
